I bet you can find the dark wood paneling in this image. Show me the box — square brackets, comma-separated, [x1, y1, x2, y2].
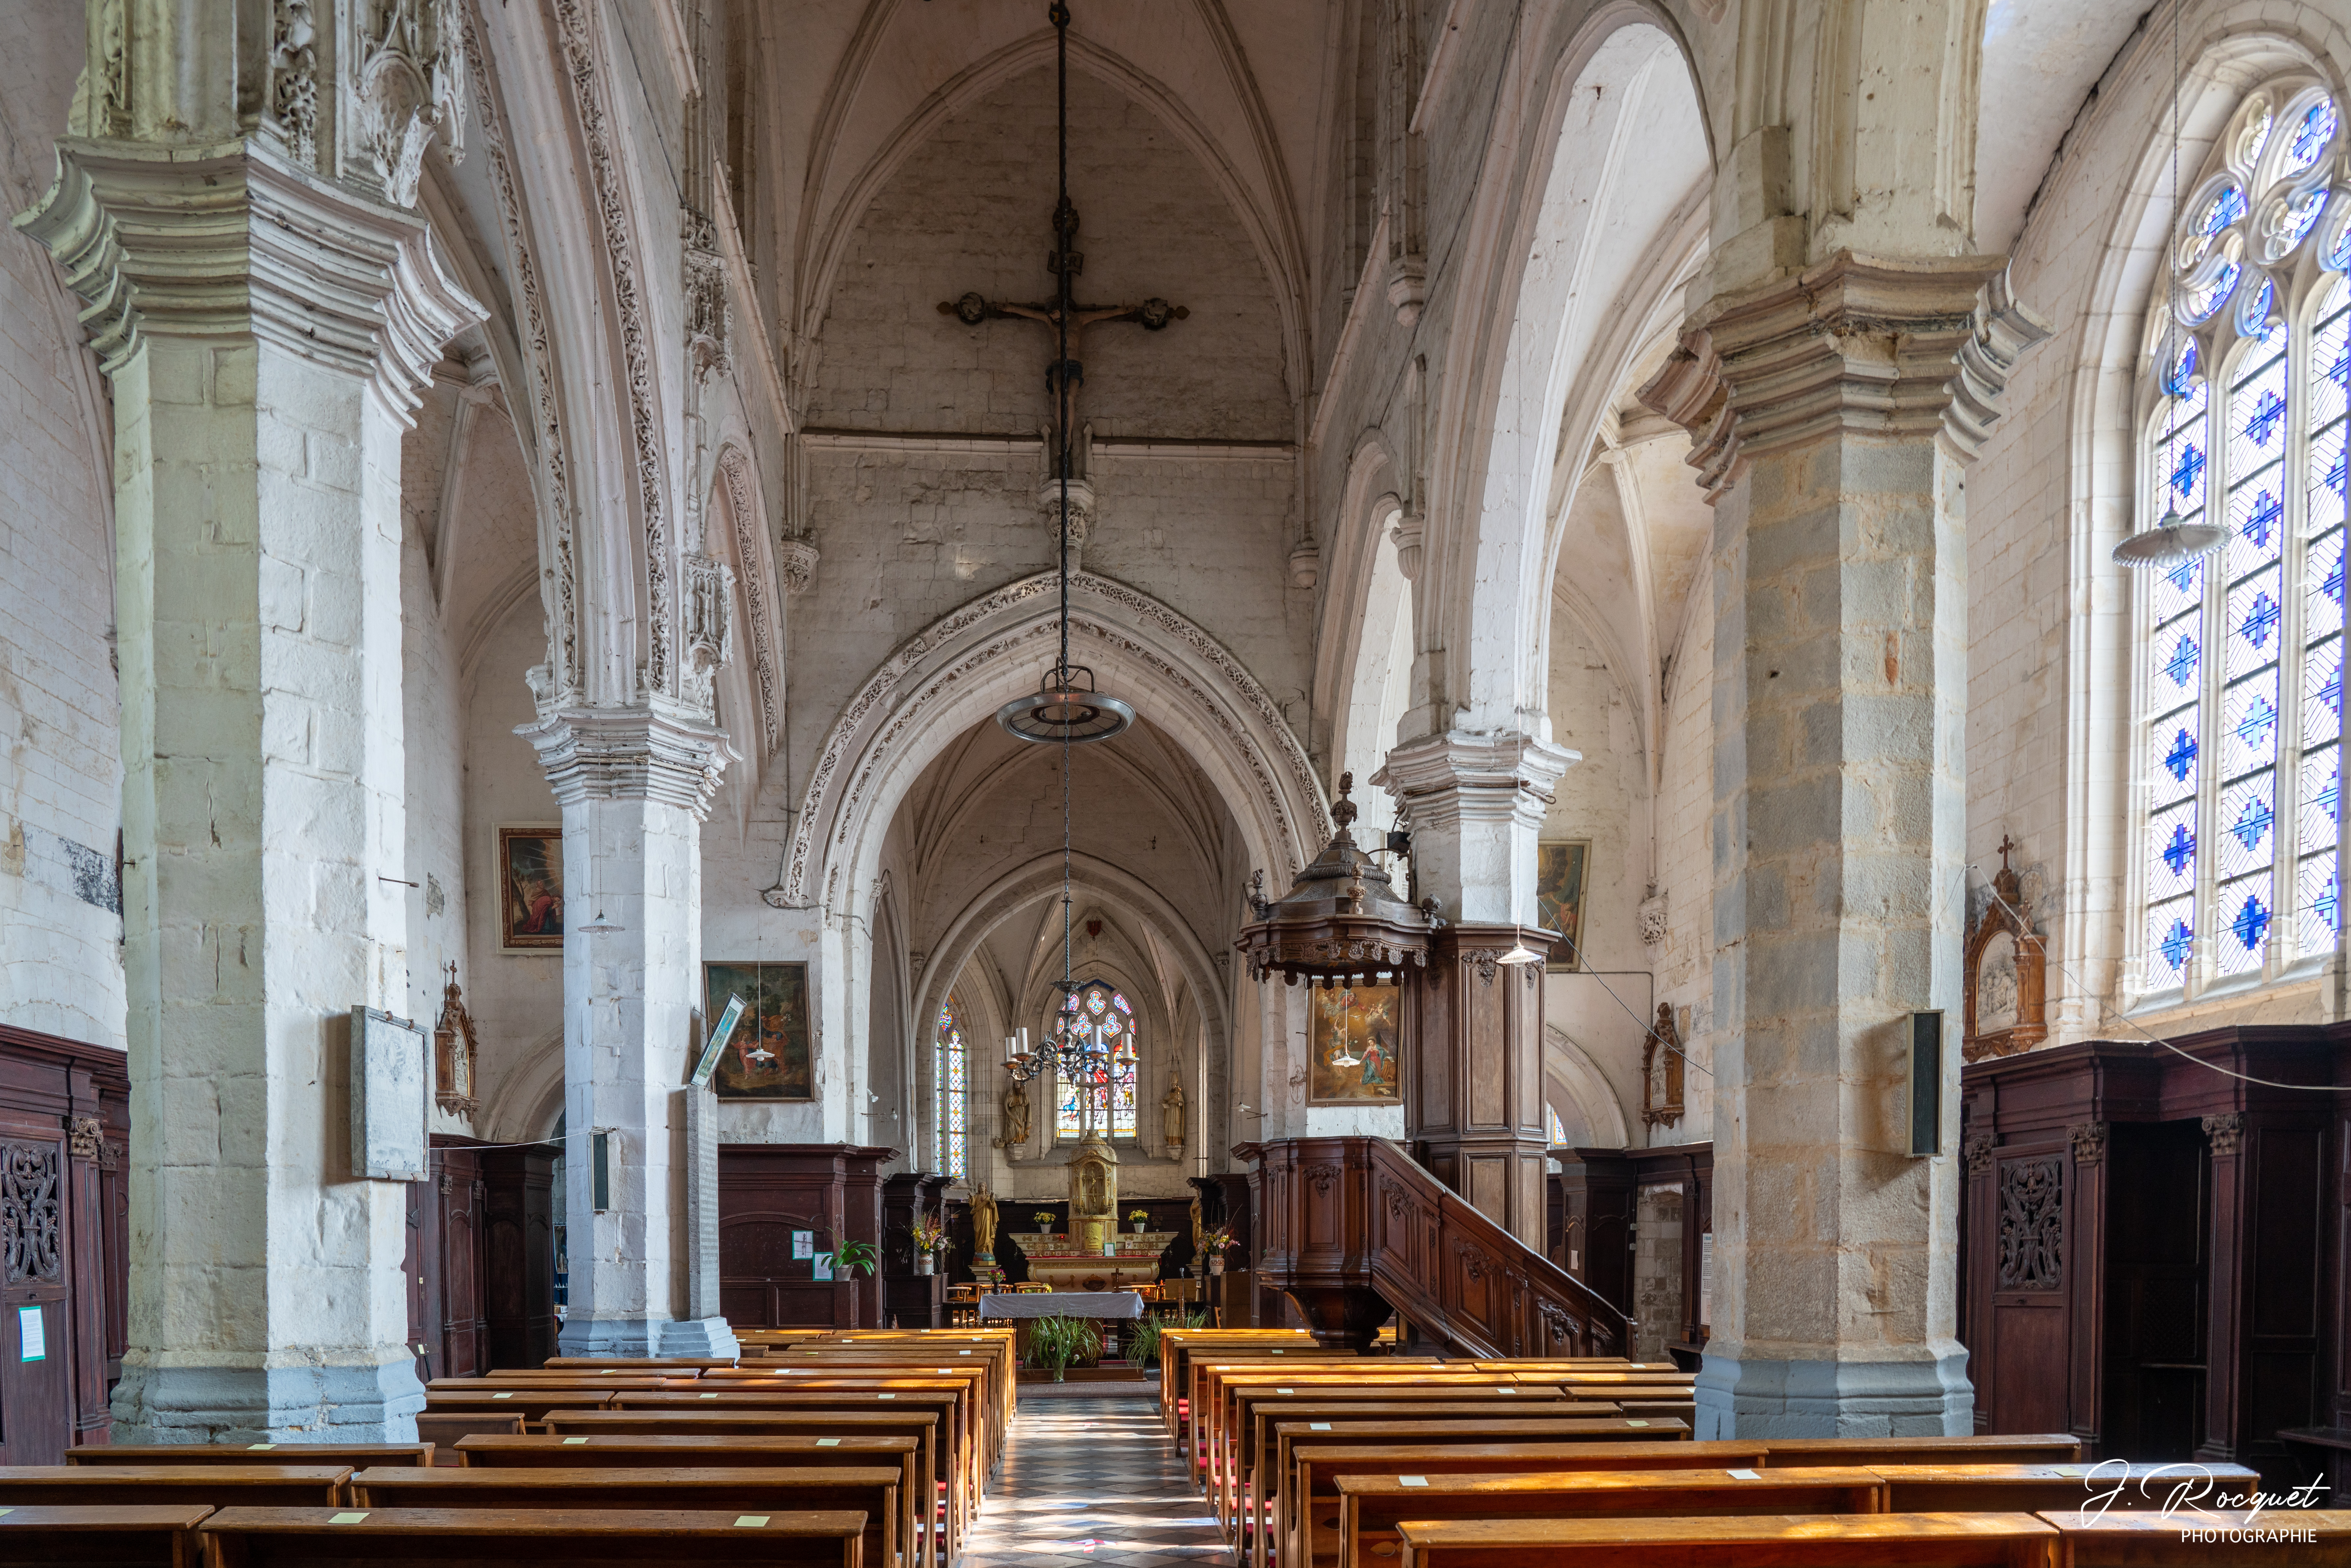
[0, 1022, 130, 1459]
[717, 1145, 894, 1329]
[482, 1144, 557, 1369]
[2101, 1120, 2208, 1463]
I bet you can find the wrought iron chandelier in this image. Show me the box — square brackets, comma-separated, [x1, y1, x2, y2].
[996, 0, 1136, 746]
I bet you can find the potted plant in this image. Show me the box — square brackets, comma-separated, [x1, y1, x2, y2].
[908, 1214, 947, 1275]
[1128, 1208, 1149, 1234]
[1200, 1224, 1235, 1277]
[832, 1237, 879, 1326]
[1027, 1314, 1102, 1383]
[1032, 1210, 1056, 1237]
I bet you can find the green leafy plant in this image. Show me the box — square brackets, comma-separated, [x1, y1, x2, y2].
[1126, 1315, 1168, 1369]
[832, 1239, 879, 1277]
[1026, 1314, 1101, 1382]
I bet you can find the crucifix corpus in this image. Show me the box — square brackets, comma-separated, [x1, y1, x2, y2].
[938, 3, 1186, 559]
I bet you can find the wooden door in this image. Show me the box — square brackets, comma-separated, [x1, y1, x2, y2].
[437, 1155, 487, 1377]
[0, 1133, 74, 1464]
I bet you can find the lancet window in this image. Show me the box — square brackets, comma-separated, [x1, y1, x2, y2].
[1052, 982, 1138, 1139]
[934, 1005, 968, 1181]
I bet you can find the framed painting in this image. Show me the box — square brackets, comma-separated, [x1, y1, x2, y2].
[704, 960, 815, 1100]
[497, 825, 565, 952]
[1536, 839, 1590, 970]
[1308, 982, 1402, 1105]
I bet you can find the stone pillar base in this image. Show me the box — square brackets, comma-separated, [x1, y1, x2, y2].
[1693, 1347, 1975, 1439]
[557, 1316, 668, 1358]
[660, 1317, 742, 1358]
[112, 1361, 425, 1444]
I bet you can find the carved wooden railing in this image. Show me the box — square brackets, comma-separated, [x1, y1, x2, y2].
[1250, 1136, 1628, 1356]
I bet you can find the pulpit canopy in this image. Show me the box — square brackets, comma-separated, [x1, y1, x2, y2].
[1236, 773, 1435, 986]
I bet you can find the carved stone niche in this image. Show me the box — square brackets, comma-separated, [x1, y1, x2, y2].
[1964, 838, 2047, 1063]
[1640, 1003, 1685, 1129]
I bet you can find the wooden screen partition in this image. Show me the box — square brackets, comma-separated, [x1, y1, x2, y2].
[1550, 1142, 1713, 1365]
[718, 1144, 894, 1328]
[0, 1021, 129, 1459]
[881, 1171, 948, 1328]
[406, 1136, 558, 1378]
[1249, 1135, 1628, 1356]
[1959, 1028, 2347, 1481]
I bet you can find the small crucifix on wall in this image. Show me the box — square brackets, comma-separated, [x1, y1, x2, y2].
[939, 193, 1186, 553]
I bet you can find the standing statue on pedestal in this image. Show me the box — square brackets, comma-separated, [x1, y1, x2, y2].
[970, 1186, 999, 1263]
[1162, 1068, 1187, 1153]
[996, 1079, 1032, 1150]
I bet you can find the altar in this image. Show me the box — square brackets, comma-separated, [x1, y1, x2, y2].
[1016, 1234, 1175, 1293]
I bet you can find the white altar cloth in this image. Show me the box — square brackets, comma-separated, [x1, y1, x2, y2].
[977, 1290, 1145, 1319]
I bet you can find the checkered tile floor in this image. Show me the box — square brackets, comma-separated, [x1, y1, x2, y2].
[965, 1394, 1231, 1566]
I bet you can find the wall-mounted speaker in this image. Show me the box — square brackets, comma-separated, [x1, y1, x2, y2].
[1909, 1011, 1943, 1157]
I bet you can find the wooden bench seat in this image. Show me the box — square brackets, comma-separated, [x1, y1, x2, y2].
[0, 1465, 351, 1510]
[65, 1444, 432, 1470]
[630, 1377, 980, 1510]
[348, 1465, 902, 1568]
[2038, 1508, 2351, 1565]
[1206, 1372, 1533, 1502]
[1337, 1466, 1887, 1568]
[1758, 1434, 2080, 1467]
[1282, 1435, 1732, 1568]
[429, 1376, 673, 1392]
[423, 1390, 615, 1428]
[194, 1505, 867, 1566]
[1872, 1462, 2263, 1514]
[0, 1503, 213, 1567]
[458, 1431, 921, 1568]
[539, 1357, 740, 1371]
[1393, 1512, 2059, 1568]
[417, 1414, 525, 1455]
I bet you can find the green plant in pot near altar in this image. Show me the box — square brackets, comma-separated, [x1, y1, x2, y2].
[908, 1215, 948, 1275]
[1125, 1310, 1205, 1371]
[1128, 1208, 1149, 1234]
[832, 1238, 879, 1324]
[1200, 1225, 1235, 1276]
[1027, 1314, 1101, 1382]
[1032, 1210, 1056, 1238]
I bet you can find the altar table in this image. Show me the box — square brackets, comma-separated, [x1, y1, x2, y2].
[976, 1291, 1144, 1319]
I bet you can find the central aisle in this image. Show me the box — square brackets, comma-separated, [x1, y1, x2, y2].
[965, 1392, 1234, 1566]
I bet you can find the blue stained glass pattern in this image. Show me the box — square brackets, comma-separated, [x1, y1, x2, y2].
[2246, 489, 2284, 548]
[2226, 669, 2283, 775]
[2230, 478, 2288, 580]
[2159, 912, 2195, 973]
[2301, 856, 2341, 957]
[2153, 555, 2204, 624]
[2240, 278, 2280, 344]
[2333, 211, 2351, 272]
[1053, 981, 1138, 1139]
[2164, 631, 2201, 688]
[2237, 692, 2279, 750]
[936, 1006, 968, 1181]
[2301, 747, 2340, 852]
[2246, 389, 2287, 451]
[2320, 872, 2340, 929]
[2186, 259, 2241, 323]
[2164, 820, 2198, 874]
[2314, 426, 2349, 534]
[2289, 100, 2339, 170]
[2170, 441, 2207, 502]
[2163, 336, 2200, 396]
[2306, 640, 2343, 748]
[2231, 790, 2276, 851]
[2313, 533, 2347, 619]
[2281, 191, 2329, 253]
[2201, 183, 2249, 235]
[2314, 307, 2349, 427]
[2227, 887, 2273, 966]
[2165, 726, 2200, 783]
[2240, 589, 2282, 650]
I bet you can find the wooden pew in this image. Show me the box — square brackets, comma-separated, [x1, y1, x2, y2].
[1230, 1393, 1585, 1544]
[66, 1444, 431, 1470]
[759, 1352, 1004, 1465]
[349, 1465, 902, 1568]
[429, 1376, 674, 1391]
[1338, 1466, 1888, 1568]
[2039, 1509, 2351, 1565]
[607, 1393, 960, 1560]
[1873, 1462, 2263, 1514]
[1393, 1512, 2060, 1568]
[1164, 1339, 1362, 1443]
[663, 1372, 984, 1504]
[0, 1503, 213, 1567]
[539, 1358, 739, 1371]
[1282, 1431, 1707, 1568]
[473, 1427, 923, 1568]
[417, 1413, 524, 1456]
[422, 1389, 614, 1429]
[1760, 1434, 2080, 1467]
[194, 1505, 868, 1566]
[0, 1466, 350, 1510]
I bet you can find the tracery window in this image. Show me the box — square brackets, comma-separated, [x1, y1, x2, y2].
[1052, 982, 1138, 1139]
[934, 1005, 968, 1181]
[2136, 79, 2351, 995]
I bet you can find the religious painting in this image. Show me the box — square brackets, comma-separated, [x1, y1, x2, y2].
[1536, 840, 1590, 970]
[704, 960, 814, 1100]
[498, 826, 565, 951]
[1308, 982, 1402, 1105]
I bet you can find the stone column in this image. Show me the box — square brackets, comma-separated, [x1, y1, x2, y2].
[1639, 254, 2046, 1437]
[1376, 732, 1573, 1247]
[15, 140, 481, 1438]
[518, 708, 737, 1358]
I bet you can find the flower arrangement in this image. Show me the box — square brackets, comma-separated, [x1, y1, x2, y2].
[1127, 1208, 1149, 1223]
[908, 1215, 948, 1253]
[1200, 1225, 1235, 1256]
[1032, 1210, 1056, 1231]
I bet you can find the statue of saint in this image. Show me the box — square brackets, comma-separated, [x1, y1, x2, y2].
[1081, 1162, 1107, 1213]
[1189, 1194, 1203, 1249]
[996, 1078, 1032, 1150]
[1161, 1069, 1187, 1151]
[970, 1186, 999, 1260]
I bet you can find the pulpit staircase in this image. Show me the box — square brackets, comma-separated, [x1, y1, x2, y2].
[1250, 1136, 1628, 1357]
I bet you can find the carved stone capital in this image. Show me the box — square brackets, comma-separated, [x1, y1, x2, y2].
[778, 538, 821, 596]
[2202, 1112, 2246, 1158]
[2068, 1121, 2107, 1168]
[1636, 251, 2048, 499]
[516, 704, 738, 818]
[1373, 730, 1577, 837]
[13, 137, 484, 420]
[1388, 510, 1425, 581]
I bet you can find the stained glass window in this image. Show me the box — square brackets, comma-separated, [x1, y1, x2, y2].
[2135, 79, 2346, 993]
[934, 1006, 967, 1181]
[1052, 982, 1138, 1139]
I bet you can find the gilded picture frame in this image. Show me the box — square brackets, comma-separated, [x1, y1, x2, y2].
[497, 825, 565, 952]
[1307, 982, 1403, 1105]
[703, 960, 815, 1100]
[1536, 839, 1590, 971]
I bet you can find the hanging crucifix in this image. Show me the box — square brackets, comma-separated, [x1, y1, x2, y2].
[938, 2, 1185, 559]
